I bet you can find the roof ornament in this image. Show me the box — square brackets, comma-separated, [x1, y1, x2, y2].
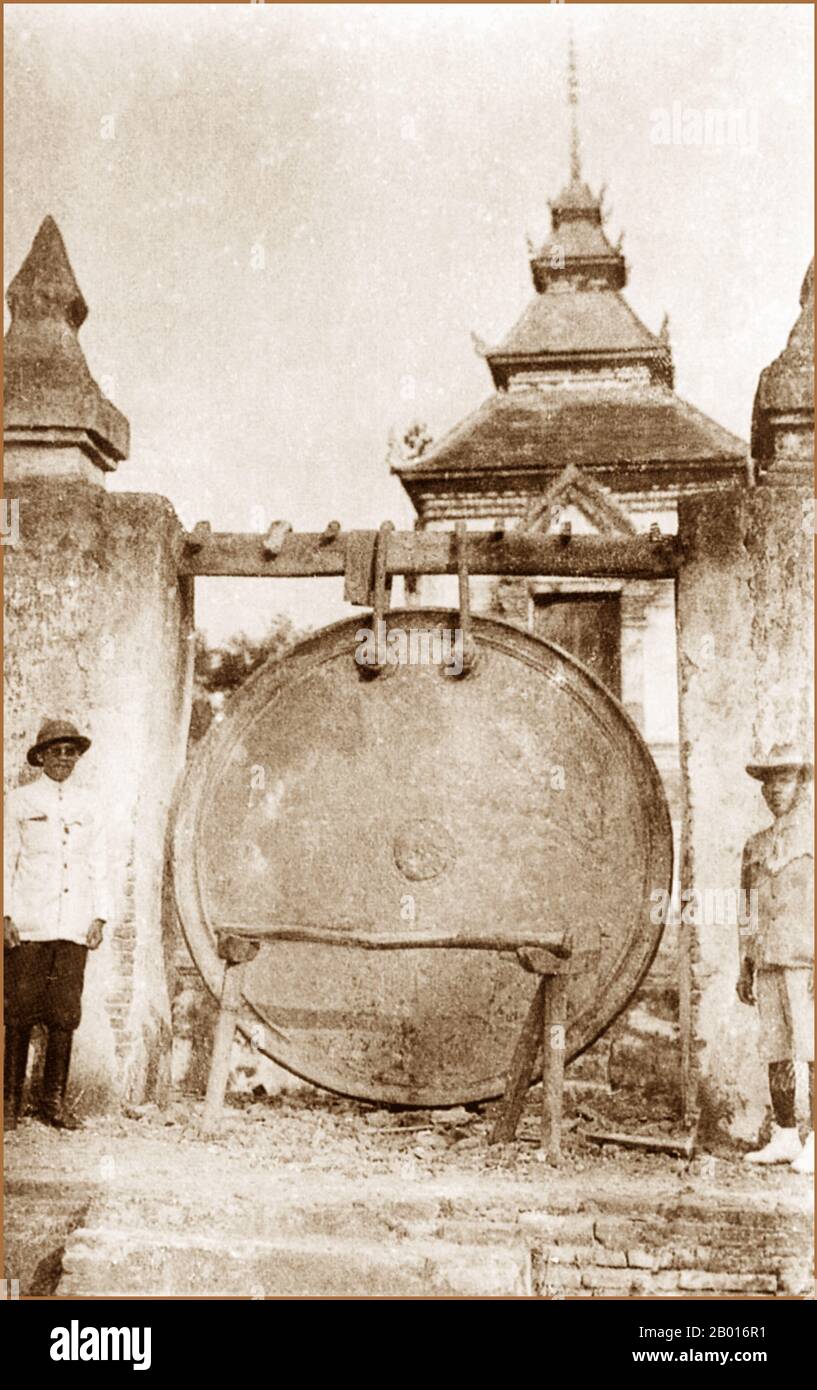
[659, 312, 671, 345]
[402, 421, 434, 460]
[568, 30, 581, 182]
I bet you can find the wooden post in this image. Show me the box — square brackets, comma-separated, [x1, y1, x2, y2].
[198, 933, 260, 1137]
[541, 973, 567, 1164]
[490, 943, 571, 1149]
[489, 978, 546, 1144]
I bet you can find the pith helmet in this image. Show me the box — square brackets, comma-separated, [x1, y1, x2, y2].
[745, 742, 813, 780]
[27, 719, 91, 767]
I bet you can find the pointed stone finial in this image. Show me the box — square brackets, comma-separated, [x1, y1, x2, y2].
[6, 217, 89, 329]
[659, 311, 671, 344]
[800, 258, 814, 312]
[567, 29, 581, 181]
[471, 330, 489, 357]
[4, 216, 129, 480]
[751, 257, 814, 483]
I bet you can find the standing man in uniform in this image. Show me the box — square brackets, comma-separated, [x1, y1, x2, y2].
[737, 744, 813, 1174]
[4, 719, 110, 1131]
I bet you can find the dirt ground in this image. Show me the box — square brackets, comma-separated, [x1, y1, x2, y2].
[4, 1084, 810, 1203]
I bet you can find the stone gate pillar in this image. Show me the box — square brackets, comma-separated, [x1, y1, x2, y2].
[676, 262, 813, 1142]
[3, 217, 193, 1109]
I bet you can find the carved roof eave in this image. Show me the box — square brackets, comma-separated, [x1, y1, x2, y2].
[394, 458, 748, 491]
[523, 463, 638, 536]
[486, 345, 670, 371]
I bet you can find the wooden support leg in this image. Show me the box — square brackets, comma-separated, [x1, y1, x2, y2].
[541, 973, 566, 1165]
[199, 934, 260, 1137]
[490, 978, 546, 1144]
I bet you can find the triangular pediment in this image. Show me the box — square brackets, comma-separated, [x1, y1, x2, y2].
[523, 463, 637, 537]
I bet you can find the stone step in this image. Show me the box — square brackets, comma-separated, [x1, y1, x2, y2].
[57, 1220, 790, 1299]
[59, 1228, 532, 1298]
[54, 1185, 809, 1249]
[11, 1175, 811, 1299]
[4, 1184, 93, 1295]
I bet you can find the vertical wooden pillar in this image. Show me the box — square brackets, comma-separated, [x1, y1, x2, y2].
[199, 935, 260, 1136]
[541, 974, 566, 1164]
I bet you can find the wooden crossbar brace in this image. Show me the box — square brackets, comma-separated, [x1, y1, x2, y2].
[210, 924, 576, 953]
[181, 527, 681, 581]
[199, 928, 575, 1159]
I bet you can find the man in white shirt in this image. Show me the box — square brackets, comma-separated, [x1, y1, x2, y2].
[4, 719, 110, 1130]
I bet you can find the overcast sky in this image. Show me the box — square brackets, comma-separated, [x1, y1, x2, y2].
[4, 2, 813, 640]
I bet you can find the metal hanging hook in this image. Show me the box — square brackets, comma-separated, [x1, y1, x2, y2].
[358, 520, 395, 679]
[443, 520, 478, 679]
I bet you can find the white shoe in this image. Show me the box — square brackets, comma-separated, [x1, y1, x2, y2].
[745, 1126, 802, 1164]
[791, 1132, 814, 1175]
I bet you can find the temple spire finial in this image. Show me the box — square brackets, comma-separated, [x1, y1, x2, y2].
[4, 215, 129, 475]
[568, 29, 581, 182]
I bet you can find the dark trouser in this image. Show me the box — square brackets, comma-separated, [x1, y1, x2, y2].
[4, 941, 88, 1126]
[4, 940, 88, 1028]
[769, 1060, 815, 1129]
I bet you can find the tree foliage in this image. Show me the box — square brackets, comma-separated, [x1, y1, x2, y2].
[189, 616, 302, 742]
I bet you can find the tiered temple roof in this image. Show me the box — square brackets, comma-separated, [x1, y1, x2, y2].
[395, 38, 747, 519]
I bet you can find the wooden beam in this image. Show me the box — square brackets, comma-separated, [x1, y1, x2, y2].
[583, 1129, 694, 1158]
[180, 529, 681, 580]
[214, 924, 574, 954]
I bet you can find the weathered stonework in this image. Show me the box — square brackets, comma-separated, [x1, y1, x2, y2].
[3, 217, 193, 1111]
[676, 488, 813, 1140]
[3, 477, 193, 1109]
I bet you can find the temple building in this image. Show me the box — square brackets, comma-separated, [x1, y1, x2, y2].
[393, 40, 748, 836]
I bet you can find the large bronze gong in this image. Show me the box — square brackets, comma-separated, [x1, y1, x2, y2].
[172, 609, 672, 1105]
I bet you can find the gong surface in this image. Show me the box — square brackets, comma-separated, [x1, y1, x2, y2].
[172, 610, 672, 1104]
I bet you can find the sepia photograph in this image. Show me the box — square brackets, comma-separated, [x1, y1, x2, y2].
[2, 0, 814, 1331]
